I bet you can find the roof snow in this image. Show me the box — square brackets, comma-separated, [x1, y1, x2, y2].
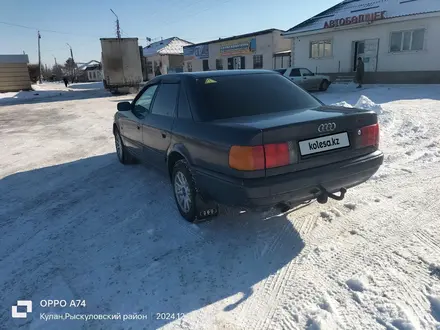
[285, 0, 440, 34]
[77, 60, 101, 71]
[143, 37, 193, 57]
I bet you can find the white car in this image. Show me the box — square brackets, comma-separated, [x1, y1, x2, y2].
[275, 67, 331, 92]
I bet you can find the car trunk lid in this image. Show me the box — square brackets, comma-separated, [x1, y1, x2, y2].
[215, 106, 379, 177]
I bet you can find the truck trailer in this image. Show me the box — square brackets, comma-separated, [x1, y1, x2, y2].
[100, 38, 143, 94]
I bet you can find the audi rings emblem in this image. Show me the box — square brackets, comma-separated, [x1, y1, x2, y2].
[318, 122, 336, 133]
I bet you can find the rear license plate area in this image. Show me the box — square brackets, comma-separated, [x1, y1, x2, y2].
[299, 132, 350, 156]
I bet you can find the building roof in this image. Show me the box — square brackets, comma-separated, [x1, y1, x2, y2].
[0, 54, 29, 64]
[77, 60, 101, 71]
[143, 37, 193, 57]
[284, 0, 440, 35]
[186, 28, 283, 47]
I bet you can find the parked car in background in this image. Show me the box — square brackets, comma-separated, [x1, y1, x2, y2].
[113, 70, 383, 222]
[273, 68, 287, 75]
[282, 67, 331, 92]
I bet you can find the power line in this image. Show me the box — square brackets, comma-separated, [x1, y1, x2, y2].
[0, 21, 101, 38]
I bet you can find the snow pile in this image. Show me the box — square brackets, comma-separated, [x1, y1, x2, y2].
[354, 95, 384, 114]
[332, 95, 383, 114]
[332, 101, 353, 108]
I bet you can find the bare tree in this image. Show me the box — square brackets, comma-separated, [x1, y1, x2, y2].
[41, 65, 53, 81]
[65, 57, 77, 82]
[52, 64, 63, 81]
[27, 64, 40, 83]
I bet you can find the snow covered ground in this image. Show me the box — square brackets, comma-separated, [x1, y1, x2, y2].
[0, 81, 107, 106]
[1, 84, 440, 330]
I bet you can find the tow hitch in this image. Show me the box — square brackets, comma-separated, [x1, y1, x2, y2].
[317, 187, 347, 204]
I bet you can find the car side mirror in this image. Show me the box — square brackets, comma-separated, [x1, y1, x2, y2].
[117, 101, 131, 112]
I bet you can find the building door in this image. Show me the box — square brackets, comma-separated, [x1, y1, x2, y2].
[232, 56, 245, 69]
[353, 41, 365, 71]
[353, 39, 379, 72]
[363, 39, 379, 72]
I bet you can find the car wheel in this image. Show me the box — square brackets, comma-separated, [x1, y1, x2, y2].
[114, 129, 136, 164]
[172, 160, 198, 222]
[319, 79, 330, 91]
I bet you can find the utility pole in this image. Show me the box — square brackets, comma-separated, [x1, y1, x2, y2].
[110, 9, 121, 39]
[38, 31, 42, 84]
[66, 43, 75, 81]
[66, 43, 74, 62]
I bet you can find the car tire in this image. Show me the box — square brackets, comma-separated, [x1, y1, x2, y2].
[114, 128, 136, 165]
[319, 79, 330, 91]
[172, 159, 198, 222]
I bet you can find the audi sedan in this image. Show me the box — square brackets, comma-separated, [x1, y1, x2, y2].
[113, 70, 383, 222]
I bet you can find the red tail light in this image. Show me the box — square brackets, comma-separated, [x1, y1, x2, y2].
[264, 142, 296, 168]
[229, 142, 297, 171]
[357, 123, 379, 148]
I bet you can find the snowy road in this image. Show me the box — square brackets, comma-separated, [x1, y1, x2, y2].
[1, 85, 440, 330]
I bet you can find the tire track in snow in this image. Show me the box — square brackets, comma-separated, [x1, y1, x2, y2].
[413, 229, 440, 256]
[252, 202, 367, 329]
[253, 168, 440, 329]
[234, 210, 309, 330]
[391, 266, 432, 326]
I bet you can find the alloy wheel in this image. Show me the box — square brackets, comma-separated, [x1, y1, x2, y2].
[174, 171, 192, 213]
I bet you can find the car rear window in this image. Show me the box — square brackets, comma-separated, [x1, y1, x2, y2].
[192, 73, 322, 121]
[275, 69, 286, 75]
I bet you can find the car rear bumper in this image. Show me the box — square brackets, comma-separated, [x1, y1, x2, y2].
[194, 150, 384, 209]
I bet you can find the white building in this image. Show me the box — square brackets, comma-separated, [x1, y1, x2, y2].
[183, 29, 291, 72]
[282, 0, 440, 83]
[77, 60, 103, 82]
[143, 37, 193, 80]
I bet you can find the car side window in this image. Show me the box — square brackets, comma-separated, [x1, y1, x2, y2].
[150, 83, 179, 117]
[133, 85, 158, 117]
[177, 86, 193, 119]
[290, 69, 301, 77]
[300, 68, 313, 76]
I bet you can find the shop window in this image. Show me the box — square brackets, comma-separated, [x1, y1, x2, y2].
[216, 59, 223, 70]
[390, 29, 425, 52]
[187, 62, 192, 72]
[253, 55, 263, 69]
[310, 40, 332, 58]
[147, 61, 153, 74]
[203, 60, 209, 71]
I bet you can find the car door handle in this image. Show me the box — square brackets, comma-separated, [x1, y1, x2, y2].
[137, 125, 140, 130]
[161, 133, 167, 138]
